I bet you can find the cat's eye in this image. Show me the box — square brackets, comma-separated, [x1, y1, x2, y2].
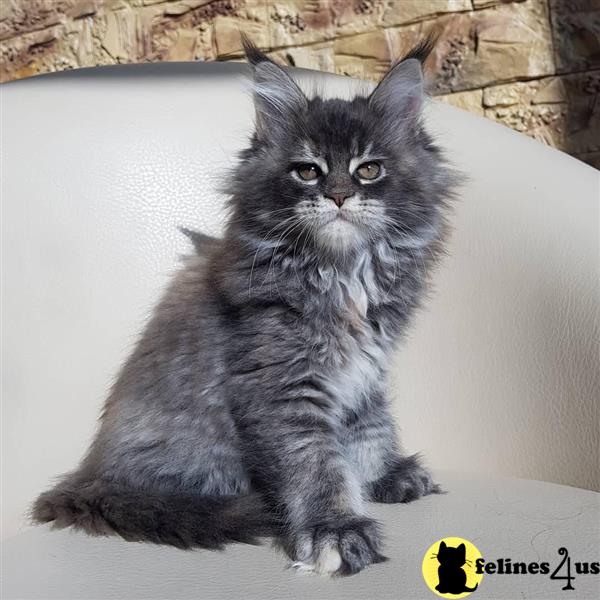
[356, 161, 381, 181]
[295, 164, 321, 181]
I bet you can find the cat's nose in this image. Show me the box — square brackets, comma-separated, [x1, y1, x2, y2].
[326, 191, 353, 208]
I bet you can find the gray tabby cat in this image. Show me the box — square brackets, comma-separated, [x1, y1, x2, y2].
[33, 38, 459, 576]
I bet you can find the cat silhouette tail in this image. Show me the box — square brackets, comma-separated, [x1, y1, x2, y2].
[464, 583, 479, 592]
[31, 477, 277, 550]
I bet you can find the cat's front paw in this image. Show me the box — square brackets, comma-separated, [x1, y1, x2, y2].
[369, 455, 441, 503]
[286, 516, 386, 576]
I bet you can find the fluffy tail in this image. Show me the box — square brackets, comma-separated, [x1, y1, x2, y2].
[32, 478, 276, 550]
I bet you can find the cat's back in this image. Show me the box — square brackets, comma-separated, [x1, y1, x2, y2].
[109, 250, 227, 410]
[87, 250, 241, 488]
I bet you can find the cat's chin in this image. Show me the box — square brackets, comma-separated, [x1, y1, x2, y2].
[316, 219, 363, 253]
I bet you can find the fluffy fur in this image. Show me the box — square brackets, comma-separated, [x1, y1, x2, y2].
[32, 38, 460, 576]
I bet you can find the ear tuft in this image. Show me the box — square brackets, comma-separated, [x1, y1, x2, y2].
[242, 35, 307, 140]
[241, 34, 269, 67]
[401, 33, 438, 66]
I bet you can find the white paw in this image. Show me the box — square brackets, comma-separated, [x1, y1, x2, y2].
[289, 544, 343, 577]
[315, 543, 342, 575]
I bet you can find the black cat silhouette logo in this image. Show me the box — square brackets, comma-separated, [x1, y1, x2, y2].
[436, 541, 479, 594]
[422, 537, 484, 597]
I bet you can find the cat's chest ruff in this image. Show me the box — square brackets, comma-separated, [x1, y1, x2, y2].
[316, 256, 388, 407]
[325, 253, 381, 323]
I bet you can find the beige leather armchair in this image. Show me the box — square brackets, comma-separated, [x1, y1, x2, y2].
[2, 62, 599, 599]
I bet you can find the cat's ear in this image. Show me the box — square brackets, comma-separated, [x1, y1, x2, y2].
[242, 36, 307, 140]
[458, 543, 466, 555]
[440, 541, 447, 550]
[368, 58, 424, 131]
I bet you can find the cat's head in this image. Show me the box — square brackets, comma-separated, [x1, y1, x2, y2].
[227, 38, 452, 259]
[437, 541, 467, 567]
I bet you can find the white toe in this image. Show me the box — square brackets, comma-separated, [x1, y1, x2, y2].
[315, 544, 342, 575]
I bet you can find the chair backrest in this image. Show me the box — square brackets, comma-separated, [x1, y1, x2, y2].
[2, 62, 598, 534]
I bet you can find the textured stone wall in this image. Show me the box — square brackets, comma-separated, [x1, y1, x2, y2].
[1, 0, 599, 168]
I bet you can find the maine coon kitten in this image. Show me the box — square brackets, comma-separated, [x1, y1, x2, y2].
[33, 38, 459, 576]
